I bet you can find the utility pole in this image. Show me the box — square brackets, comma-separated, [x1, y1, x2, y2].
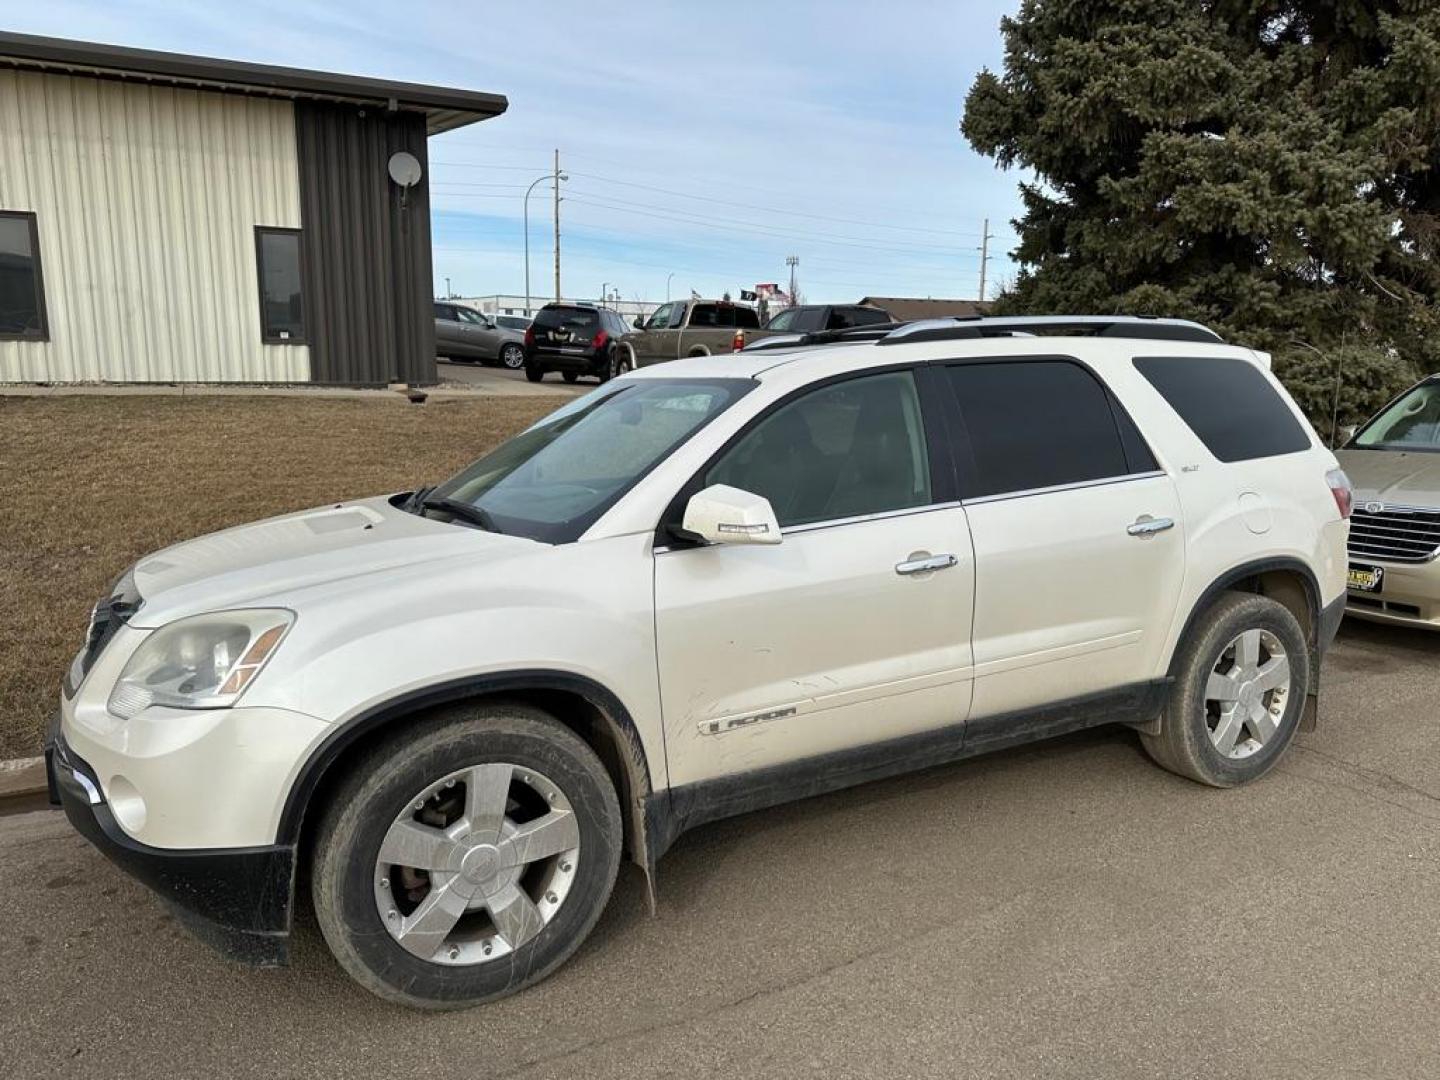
[553, 148, 562, 301]
[978, 218, 993, 302]
[785, 255, 799, 305]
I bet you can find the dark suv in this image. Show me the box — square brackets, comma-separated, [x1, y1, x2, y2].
[523, 304, 631, 383]
[762, 303, 893, 333]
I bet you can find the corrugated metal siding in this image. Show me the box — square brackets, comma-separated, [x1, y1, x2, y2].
[295, 102, 436, 385]
[0, 68, 309, 382]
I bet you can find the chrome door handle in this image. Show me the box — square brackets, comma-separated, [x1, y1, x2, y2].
[895, 553, 958, 576]
[1127, 515, 1175, 537]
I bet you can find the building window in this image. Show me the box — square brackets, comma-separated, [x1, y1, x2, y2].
[0, 211, 48, 341]
[254, 227, 306, 344]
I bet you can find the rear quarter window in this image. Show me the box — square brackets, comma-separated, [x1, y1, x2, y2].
[1133, 355, 1312, 462]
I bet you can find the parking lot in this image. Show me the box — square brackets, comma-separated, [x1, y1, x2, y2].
[437, 359, 588, 395]
[4, 617, 1437, 1079]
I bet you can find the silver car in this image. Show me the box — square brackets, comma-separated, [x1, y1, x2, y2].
[434, 302, 526, 369]
[1336, 373, 1440, 629]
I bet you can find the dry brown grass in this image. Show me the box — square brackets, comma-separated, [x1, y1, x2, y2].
[0, 394, 561, 760]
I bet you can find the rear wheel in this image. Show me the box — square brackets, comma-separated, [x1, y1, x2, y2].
[524, 363, 545, 383]
[311, 703, 622, 1009]
[500, 344, 525, 370]
[1141, 592, 1309, 787]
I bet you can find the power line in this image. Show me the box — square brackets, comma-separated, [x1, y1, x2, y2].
[431, 158, 1015, 242]
[562, 194, 986, 259]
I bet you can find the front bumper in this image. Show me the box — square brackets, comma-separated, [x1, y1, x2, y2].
[1344, 558, 1440, 630]
[48, 732, 295, 965]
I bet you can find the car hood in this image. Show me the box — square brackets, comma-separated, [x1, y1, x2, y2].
[128, 495, 534, 626]
[1336, 447, 1440, 508]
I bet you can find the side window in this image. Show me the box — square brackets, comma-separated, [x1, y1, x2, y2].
[734, 306, 760, 329]
[847, 307, 891, 327]
[765, 309, 796, 331]
[792, 308, 826, 332]
[688, 303, 719, 328]
[706, 371, 932, 527]
[668, 304, 688, 328]
[433, 303, 450, 319]
[1134, 355, 1311, 462]
[946, 360, 1147, 499]
[0, 210, 48, 340]
[255, 227, 306, 344]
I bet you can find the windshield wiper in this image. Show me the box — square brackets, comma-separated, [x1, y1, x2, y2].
[404, 485, 436, 512]
[420, 495, 500, 533]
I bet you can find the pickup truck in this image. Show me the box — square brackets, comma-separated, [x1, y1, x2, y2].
[619, 301, 895, 370]
[619, 299, 762, 368]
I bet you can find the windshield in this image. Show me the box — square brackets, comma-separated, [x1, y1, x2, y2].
[427, 379, 753, 543]
[1354, 378, 1440, 451]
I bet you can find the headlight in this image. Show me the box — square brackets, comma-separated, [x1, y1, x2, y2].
[108, 609, 294, 718]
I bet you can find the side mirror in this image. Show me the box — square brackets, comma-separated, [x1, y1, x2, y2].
[681, 484, 781, 546]
[633, 317, 647, 330]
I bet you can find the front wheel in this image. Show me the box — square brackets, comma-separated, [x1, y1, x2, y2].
[500, 344, 525, 370]
[1140, 591, 1310, 787]
[562, 371, 580, 384]
[524, 363, 545, 383]
[311, 703, 622, 1009]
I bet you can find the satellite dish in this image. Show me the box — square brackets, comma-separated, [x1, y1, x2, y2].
[387, 151, 423, 188]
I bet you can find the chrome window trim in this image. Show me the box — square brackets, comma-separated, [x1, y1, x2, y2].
[781, 500, 964, 537]
[962, 470, 1167, 507]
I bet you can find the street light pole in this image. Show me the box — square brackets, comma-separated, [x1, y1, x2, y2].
[524, 168, 567, 317]
[666, 272, 674, 301]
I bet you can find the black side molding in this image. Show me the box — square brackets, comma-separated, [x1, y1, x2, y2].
[274, 669, 654, 847]
[647, 679, 1169, 862]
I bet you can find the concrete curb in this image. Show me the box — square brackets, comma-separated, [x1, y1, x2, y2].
[0, 757, 48, 813]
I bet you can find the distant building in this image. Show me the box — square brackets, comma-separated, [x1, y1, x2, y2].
[461, 294, 663, 323]
[0, 32, 506, 385]
[857, 296, 992, 322]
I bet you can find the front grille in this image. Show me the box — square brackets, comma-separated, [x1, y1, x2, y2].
[1348, 504, 1440, 564]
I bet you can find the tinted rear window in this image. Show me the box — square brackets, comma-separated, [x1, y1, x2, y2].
[534, 306, 599, 331]
[1134, 356, 1311, 462]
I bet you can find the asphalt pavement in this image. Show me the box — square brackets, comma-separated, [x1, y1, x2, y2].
[4, 618, 1438, 1079]
[436, 359, 588, 395]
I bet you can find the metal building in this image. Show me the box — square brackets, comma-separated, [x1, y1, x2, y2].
[0, 32, 506, 385]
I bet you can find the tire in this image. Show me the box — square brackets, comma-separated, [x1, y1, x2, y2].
[562, 371, 580, 384]
[618, 347, 635, 376]
[311, 703, 622, 1010]
[500, 344, 525, 370]
[524, 363, 545, 383]
[1140, 591, 1310, 787]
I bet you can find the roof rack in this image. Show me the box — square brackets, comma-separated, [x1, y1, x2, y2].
[878, 315, 1224, 345]
[740, 314, 1224, 353]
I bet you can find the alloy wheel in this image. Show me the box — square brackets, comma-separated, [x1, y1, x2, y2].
[373, 763, 580, 966]
[501, 344, 525, 369]
[1203, 628, 1291, 759]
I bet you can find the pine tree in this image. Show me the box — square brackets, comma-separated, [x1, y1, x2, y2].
[962, 1, 1440, 430]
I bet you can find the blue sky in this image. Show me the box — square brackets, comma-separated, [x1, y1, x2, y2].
[2, 0, 1026, 305]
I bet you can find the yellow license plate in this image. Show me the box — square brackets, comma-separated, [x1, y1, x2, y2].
[1347, 565, 1384, 593]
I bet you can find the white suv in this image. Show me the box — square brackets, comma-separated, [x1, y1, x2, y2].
[49, 316, 1352, 1009]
